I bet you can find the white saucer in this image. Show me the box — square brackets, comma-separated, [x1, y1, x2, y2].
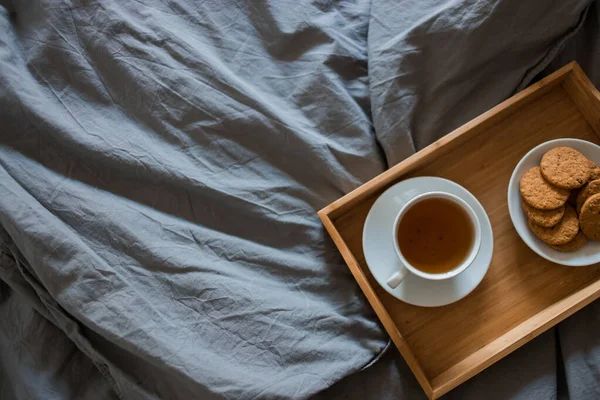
[362, 177, 493, 307]
[507, 138, 600, 266]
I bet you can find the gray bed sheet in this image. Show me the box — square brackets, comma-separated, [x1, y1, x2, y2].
[0, 1, 598, 400]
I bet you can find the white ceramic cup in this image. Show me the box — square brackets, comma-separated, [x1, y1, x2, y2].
[386, 191, 482, 289]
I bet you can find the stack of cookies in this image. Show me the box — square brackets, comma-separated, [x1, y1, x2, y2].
[520, 147, 600, 252]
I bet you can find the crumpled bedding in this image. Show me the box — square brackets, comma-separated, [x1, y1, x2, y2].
[0, 1, 598, 400]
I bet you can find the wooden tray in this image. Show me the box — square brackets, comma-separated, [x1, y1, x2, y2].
[319, 62, 600, 399]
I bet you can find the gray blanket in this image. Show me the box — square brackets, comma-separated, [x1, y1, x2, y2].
[0, 1, 598, 400]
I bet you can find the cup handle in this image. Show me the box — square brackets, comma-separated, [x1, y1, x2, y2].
[386, 267, 408, 289]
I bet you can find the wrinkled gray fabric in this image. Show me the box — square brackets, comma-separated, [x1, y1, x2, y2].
[0, 1, 386, 399]
[0, 1, 599, 400]
[369, 0, 592, 165]
[0, 255, 119, 400]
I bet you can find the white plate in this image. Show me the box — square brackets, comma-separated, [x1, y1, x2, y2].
[508, 138, 600, 267]
[362, 177, 493, 307]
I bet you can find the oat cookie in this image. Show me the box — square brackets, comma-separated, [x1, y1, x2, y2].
[522, 201, 564, 228]
[579, 193, 600, 240]
[550, 231, 587, 252]
[540, 147, 590, 189]
[587, 159, 600, 181]
[520, 166, 570, 210]
[528, 205, 579, 245]
[576, 179, 600, 213]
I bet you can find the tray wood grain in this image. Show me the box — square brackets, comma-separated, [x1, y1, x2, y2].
[319, 62, 600, 399]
